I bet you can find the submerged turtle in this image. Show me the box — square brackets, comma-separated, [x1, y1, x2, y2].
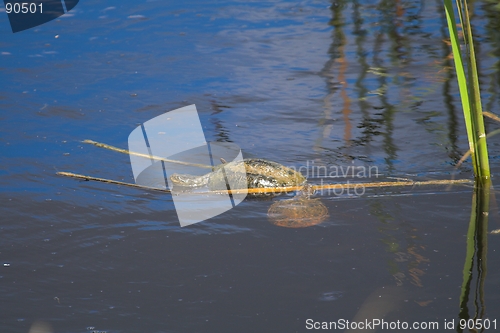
[170, 158, 306, 196]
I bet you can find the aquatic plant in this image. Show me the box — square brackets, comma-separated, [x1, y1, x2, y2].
[444, 1, 492, 326]
[444, 0, 490, 181]
[459, 185, 489, 330]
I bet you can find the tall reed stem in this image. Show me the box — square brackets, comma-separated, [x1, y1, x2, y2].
[444, 0, 490, 182]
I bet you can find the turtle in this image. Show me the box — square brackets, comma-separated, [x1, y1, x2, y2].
[169, 158, 306, 196]
[170, 158, 329, 227]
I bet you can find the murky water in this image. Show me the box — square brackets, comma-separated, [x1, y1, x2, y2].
[1, 0, 500, 332]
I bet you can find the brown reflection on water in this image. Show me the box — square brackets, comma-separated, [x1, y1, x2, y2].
[369, 200, 430, 289]
[330, 0, 353, 145]
[339, 41, 353, 145]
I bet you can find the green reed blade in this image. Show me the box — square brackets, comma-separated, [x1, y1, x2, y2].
[462, 1, 490, 180]
[444, 0, 490, 181]
[444, 0, 475, 170]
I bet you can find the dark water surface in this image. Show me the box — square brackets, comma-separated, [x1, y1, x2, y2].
[2, 1, 500, 332]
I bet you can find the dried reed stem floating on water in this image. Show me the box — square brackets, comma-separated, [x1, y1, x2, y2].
[82, 139, 213, 169]
[57, 171, 472, 196]
[56, 172, 172, 193]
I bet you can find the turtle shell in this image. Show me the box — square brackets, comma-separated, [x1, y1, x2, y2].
[268, 197, 329, 228]
[208, 158, 306, 196]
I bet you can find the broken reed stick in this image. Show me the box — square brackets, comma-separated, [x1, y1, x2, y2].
[57, 171, 172, 193]
[82, 140, 213, 169]
[454, 112, 500, 168]
[57, 171, 473, 195]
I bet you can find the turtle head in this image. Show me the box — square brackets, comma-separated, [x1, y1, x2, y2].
[170, 173, 210, 187]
